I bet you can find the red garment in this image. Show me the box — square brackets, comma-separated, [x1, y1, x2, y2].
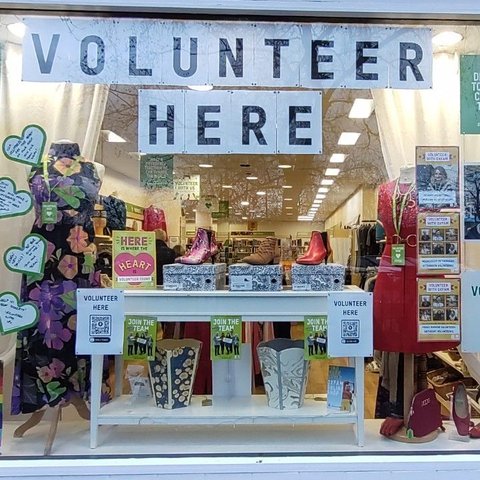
[373, 180, 459, 353]
[143, 205, 167, 234]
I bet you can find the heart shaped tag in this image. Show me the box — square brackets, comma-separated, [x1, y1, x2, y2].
[4, 234, 47, 275]
[3, 124, 46, 166]
[0, 177, 33, 219]
[0, 291, 39, 334]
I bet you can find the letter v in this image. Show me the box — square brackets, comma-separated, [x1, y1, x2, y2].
[32, 33, 60, 74]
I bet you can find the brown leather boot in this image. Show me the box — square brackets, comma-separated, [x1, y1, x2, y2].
[242, 237, 278, 265]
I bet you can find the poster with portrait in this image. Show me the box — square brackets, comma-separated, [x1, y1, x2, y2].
[304, 315, 328, 360]
[417, 278, 460, 342]
[463, 164, 480, 240]
[210, 315, 242, 361]
[417, 213, 460, 274]
[416, 146, 459, 210]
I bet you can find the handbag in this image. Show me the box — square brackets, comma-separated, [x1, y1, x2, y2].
[406, 388, 444, 438]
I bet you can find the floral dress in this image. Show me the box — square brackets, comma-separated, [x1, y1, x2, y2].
[12, 155, 111, 414]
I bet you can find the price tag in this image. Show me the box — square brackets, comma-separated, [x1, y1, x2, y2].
[41, 202, 57, 224]
[391, 244, 405, 266]
[230, 275, 253, 291]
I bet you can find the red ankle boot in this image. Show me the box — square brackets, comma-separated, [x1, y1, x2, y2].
[296, 231, 327, 265]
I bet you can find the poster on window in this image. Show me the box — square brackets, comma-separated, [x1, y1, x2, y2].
[211, 315, 242, 361]
[416, 146, 459, 210]
[463, 164, 480, 240]
[304, 315, 328, 360]
[417, 278, 460, 342]
[417, 213, 460, 274]
[112, 231, 156, 289]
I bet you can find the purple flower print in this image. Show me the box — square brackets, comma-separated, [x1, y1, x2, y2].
[44, 320, 72, 350]
[49, 358, 66, 377]
[29, 280, 65, 314]
[29, 175, 49, 204]
[38, 308, 63, 335]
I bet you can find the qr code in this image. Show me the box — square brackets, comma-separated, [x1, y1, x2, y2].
[341, 319, 360, 343]
[89, 315, 112, 337]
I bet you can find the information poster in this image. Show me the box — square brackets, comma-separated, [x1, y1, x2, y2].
[173, 174, 200, 200]
[304, 315, 328, 360]
[460, 55, 480, 135]
[123, 315, 157, 361]
[140, 154, 173, 190]
[417, 278, 460, 342]
[463, 164, 480, 240]
[417, 213, 460, 274]
[416, 146, 459, 210]
[211, 315, 242, 361]
[76, 289, 125, 355]
[112, 231, 156, 289]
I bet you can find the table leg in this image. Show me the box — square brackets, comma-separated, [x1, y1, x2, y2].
[90, 354, 103, 449]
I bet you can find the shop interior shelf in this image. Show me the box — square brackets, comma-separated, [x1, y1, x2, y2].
[97, 395, 357, 426]
[433, 351, 471, 377]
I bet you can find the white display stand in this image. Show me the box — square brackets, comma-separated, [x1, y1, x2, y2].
[89, 286, 366, 448]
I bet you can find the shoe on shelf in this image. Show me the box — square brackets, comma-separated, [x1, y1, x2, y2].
[242, 237, 278, 265]
[175, 228, 215, 265]
[452, 382, 471, 436]
[296, 231, 327, 265]
[470, 423, 480, 438]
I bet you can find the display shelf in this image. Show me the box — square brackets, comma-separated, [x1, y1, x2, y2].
[97, 395, 357, 426]
[89, 287, 366, 449]
[433, 351, 470, 377]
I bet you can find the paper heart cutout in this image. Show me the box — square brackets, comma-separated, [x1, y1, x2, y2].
[4, 234, 47, 275]
[114, 252, 155, 279]
[0, 291, 39, 334]
[0, 177, 33, 219]
[3, 124, 46, 166]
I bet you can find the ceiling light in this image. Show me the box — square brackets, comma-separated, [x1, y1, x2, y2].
[278, 164, 292, 169]
[222, 185, 233, 189]
[249, 210, 255, 213]
[256, 191, 266, 196]
[282, 185, 293, 189]
[229, 206, 233, 209]
[241, 201, 249, 206]
[285, 206, 293, 210]
[309, 206, 319, 211]
[246, 176, 258, 180]
[338, 132, 361, 146]
[192, 209, 197, 212]
[316, 194, 326, 199]
[298, 216, 314, 221]
[325, 168, 340, 176]
[199, 163, 213, 168]
[348, 99, 375, 119]
[317, 187, 329, 193]
[103, 130, 127, 143]
[330, 154, 346, 164]
[313, 199, 323, 204]
[286, 213, 293, 216]
[321, 179, 334, 186]
[188, 85, 214, 91]
[432, 31, 463, 47]
[7, 22, 26, 39]
[284, 197, 293, 201]
[241, 216, 248, 220]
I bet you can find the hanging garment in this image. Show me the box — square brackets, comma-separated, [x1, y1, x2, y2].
[373, 179, 459, 354]
[143, 205, 167, 234]
[102, 195, 127, 233]
[12, 155, 111, 414]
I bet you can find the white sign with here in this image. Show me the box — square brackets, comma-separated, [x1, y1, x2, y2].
[461, 271, 480, 352]
[327, 292, 373, 357]
[76, 288, 125, 355]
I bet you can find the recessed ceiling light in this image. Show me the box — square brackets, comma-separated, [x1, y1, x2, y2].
[199, 163, 213, 168]
[316, 194, 326, 199]
[192, 209, 197, 212]
[432, 31, 463, 47]
[7, 22, 26, 39]
[278, 164, 292, 169]
[349, 99, 375, 119]
[325, 168, 340, 176]
[329, 154, 346, 163]
[242, 216, 248, 220]
[285, 206, 293, 210]
[313, 199, 323, 204]
[249, 210, 255, 213]
[282, 185, 293, 189]
[338, 132, 361, 146]
[321, 179, 334, 186]
[256, 191, 266, 196]
[284, 197, 293, 201]
[298, 217, 314, 221]
[318, 187, 329, 193]
[188, 85, 214, 91]
[286, 213, 293, 216]
[222, 185, 233, 189]
[103, 130, 127, 143]
[229, 206, 233, 209]
[246, 176, 258, 180]
[241, 201, 249, 206]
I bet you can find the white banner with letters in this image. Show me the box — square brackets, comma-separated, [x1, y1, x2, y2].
[138, 89, 322, 154]
[461, 271, 480, 352]
[22, 18, 432, 89]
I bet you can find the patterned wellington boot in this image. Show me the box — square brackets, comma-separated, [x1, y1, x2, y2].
[242, 237, 278, 265]
[296, 231, 327, 265]
[175, 228, 212, 264]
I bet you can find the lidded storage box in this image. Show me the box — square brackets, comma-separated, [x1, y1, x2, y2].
[163, 263, 226, 291]
[291, 263, 345, 291]
[228, 264, 283, 291]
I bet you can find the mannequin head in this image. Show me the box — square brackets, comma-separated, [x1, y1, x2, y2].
[49, 140, 80, 158]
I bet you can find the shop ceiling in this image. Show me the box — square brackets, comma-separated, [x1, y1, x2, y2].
[99, 85, 387, 223]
